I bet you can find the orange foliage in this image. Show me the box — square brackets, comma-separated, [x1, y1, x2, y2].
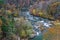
[48, 27, 56, 34]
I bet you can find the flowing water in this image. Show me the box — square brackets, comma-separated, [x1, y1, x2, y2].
[20, 11, 52, 40]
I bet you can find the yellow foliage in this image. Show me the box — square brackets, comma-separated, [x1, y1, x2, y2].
[14, 10, 18, 16]
[32, 9, 36, 15]
[7, 10, 12, 14]
[39, 11, 43, 16]
[14, 13, 18, 16]
[20, 30, 27, 37]
[51, 2, 60, 7]
[0, 19, 2, 26]
[8, 10, 11, 13]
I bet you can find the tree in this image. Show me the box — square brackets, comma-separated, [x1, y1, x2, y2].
[15, 17, 34, 40]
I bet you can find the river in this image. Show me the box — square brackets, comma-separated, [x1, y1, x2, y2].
[19, 11, 52, 40]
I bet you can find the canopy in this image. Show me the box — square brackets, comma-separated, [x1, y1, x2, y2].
[0, 0, 4, 4]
